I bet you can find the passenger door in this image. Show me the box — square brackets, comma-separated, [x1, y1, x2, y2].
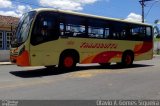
[30, 12, 59, 66]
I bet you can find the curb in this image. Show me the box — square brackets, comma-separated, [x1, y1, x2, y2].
[154, 55, 160, 57]
[0, 62, 12, 65]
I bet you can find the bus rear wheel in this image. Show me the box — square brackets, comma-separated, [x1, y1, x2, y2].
[121, 52, 134, 67]
[58, 53, 76, 70]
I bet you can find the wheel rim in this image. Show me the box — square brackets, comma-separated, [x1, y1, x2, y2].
[64, 56, 74, 68]
[125, 55, 132, 65]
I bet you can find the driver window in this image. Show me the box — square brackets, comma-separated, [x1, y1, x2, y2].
[31, 12, 59, 45]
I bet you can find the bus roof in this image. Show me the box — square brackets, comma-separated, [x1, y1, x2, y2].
[33, 8, 152, 26]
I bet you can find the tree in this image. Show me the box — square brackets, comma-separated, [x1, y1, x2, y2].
[154, 19, 160, 38]
[155, 19, 160, 24]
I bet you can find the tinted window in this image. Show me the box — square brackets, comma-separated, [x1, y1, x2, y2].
[31, 12, 59, 45]
[88, 18, 109, 39]
[109, 22, 130, 40]
[130, 25, 146, 41]
[146, 26, 152, 40]
[88, 27, 104, 38]
[58, 13, 152, 41]
[104, 28, 110, 38]
[60, 14, 86, 37]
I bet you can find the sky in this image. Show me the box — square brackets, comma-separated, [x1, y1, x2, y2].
[0, 0, 159, 25]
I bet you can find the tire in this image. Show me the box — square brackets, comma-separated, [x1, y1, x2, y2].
[58, 53, 77, 70]
[121, 52, 134, 67]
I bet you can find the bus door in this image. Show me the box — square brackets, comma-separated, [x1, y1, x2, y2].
[30, 12, 59, 66]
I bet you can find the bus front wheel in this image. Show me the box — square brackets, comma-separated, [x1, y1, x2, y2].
[58, 53, 76, 70]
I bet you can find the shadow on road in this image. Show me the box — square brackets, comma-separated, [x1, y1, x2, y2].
[10, 64, 153, 78]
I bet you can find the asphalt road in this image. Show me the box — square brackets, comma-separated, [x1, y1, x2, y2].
[0, 56, 160, 100]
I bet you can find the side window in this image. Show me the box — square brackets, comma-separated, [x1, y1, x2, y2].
[60, 15, 110, 39]
[88, 27, 104, 38]
[66, 24, 85, 37]
[104, 28, 110, 38]
[131, 26, 146, 41]
[60, 14, 86, 37]
[110, 23, 128, 40]
[0, 32, 3, 49]
[60, 23, 65, 36]
[88, 19, 108, 39]
[31, 12, 59, 45]
[146, 27, 152, 40]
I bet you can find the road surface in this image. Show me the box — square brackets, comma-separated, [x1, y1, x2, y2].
[0, 56, 160, 100]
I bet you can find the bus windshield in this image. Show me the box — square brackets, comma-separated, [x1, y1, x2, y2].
[13, 11, 36, 47]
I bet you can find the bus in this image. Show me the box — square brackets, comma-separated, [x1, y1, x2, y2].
[10, 8, 153, 70]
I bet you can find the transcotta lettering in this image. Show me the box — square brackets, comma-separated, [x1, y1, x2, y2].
[80, 42, 118, 49]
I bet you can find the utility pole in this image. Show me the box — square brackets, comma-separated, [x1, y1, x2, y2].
[139, 0, 153, 23]
[140, 0, 145, 23]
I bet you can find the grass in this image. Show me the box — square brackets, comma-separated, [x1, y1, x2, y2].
[154, 38, 160, 41]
